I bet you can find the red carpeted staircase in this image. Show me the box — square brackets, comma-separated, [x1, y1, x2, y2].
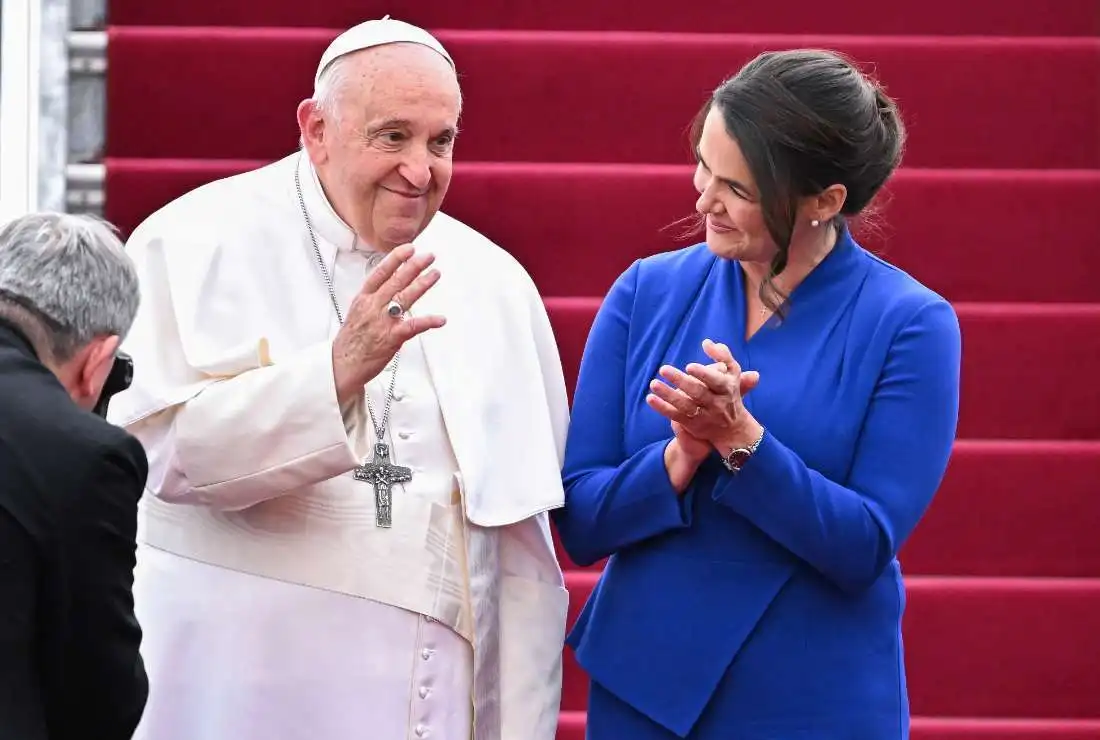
[102, 1, 1100, 737]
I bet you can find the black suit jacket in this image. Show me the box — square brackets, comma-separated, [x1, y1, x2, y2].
[0, 319, 148, 739]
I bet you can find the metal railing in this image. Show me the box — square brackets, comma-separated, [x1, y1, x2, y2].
[66, 30, 107, 212]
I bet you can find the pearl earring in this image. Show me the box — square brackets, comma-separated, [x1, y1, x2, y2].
[811, 219, 820, 227]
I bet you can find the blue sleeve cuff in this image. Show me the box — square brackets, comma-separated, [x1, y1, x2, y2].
[711, 430, 789, 520]
[610, 440, 695, 534]
[557, 438, 694, 565]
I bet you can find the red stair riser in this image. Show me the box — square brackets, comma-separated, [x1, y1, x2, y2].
[551, 442, 1100, 578]
[559, 573, 1100, 718]
[546, 299, 1100, 440]
[556, 712, 1100, 739]
[107, 0, 1100, 37]
[105, 29, 1100, 169]
[102, 160, 1100, 304]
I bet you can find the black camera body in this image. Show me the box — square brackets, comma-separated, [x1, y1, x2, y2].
[92, 351, 134, 418]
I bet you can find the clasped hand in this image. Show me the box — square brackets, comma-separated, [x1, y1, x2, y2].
[646, 339, 761, 462]
[332, 244, 446, 404]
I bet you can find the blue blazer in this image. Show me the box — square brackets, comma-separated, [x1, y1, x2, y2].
[553, 229, 962, 739]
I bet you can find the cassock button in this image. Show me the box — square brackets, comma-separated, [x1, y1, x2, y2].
[423, 615, 434, 623]
[415, 724, 429, 737]
[418, 686, 430, 699]
[399, 431, 412, 440]
[421, 648, 432, 660]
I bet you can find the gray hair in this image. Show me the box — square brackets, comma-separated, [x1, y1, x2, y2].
[0, 212, 139, 362]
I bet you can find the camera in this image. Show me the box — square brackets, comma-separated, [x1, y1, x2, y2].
[92, 351, 133, 418]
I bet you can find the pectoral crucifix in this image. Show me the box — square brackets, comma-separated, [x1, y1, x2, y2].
[354, 442, 412, 528]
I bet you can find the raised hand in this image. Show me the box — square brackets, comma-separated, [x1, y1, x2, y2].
[332, 244, 446, 403]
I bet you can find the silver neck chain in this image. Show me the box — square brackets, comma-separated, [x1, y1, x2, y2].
[294, 165, 399, 444]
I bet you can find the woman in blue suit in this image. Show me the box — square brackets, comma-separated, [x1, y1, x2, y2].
[554, 49, 962, 739]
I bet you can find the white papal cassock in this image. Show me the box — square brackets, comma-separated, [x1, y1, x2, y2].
[108, 152, 571, 740]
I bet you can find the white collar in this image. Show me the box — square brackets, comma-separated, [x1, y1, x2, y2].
[295, 152, 374, 253]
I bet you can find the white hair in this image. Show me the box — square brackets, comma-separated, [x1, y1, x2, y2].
[314, 54, 352, 123]
[0, 212, 139, 361]
[298, 55, 351, 147]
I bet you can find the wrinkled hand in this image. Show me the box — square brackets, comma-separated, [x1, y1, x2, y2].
[333, 244, 446, 403]
[647, 339, 761, 452]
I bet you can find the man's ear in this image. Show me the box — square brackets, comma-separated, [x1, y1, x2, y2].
[296, 99, 329, 164]
[75, 334, 121, 408]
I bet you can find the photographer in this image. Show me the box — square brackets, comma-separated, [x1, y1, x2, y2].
[0, 212, 148, 739]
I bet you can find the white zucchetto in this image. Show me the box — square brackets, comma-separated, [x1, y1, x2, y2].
[314, 15, 455, 85]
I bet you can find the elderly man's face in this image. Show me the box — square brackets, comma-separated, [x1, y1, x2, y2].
[302, 43, 461, 250]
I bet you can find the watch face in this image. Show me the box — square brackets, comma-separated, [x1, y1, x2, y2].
[727, 449, 750, 467]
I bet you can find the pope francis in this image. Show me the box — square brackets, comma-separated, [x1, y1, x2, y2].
[108, 17, 570, 740]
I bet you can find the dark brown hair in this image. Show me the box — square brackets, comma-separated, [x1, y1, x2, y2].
[689, 49, 906, 312]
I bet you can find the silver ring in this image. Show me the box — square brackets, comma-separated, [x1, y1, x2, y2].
[687, 406, 701, 418]
[385, 300, 404, 318]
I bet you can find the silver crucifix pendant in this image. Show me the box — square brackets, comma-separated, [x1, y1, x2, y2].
[353, 442, 412, 528]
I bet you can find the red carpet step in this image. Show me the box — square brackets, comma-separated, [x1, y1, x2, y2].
[897, 441, 1100, 578]
[546, 299, 1100, 440]
[559, 572, 1100, 718]
[105, 28, 1100, 169]
[102, 160, 1100, 304]
[554, 712, 1100, 740]
[107, 0, 1100, 37]
[553, 440, 1100, 578]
